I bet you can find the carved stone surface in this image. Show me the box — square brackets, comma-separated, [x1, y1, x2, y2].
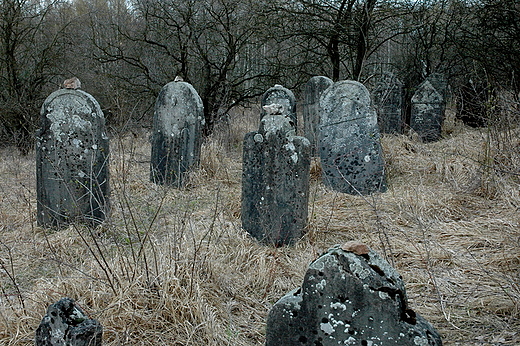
[150, 80, 204, 186]
[261, 84, 297, 131]
[35, 297, 102, 346]
[319, 80, 386, 195]
[266, 244, 443, 346]
[372, 72, 404, 134]
[36, 89, 110, 228]
[303, 76, 334, 156]
[242, 110, 310, 246]
[410, 80, 444, 142]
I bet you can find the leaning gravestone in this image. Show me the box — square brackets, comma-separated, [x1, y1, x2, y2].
[319, 80, 386, 195]
[261, 84, 297, 131]
[35, 297, 102, 346]
[242, 104, 310, 246]
[266, 242, 443, 346]
[36, 80, 109, 228]
[303, 76, 334, 156]
[150, 79, 204, 187]
[410, 80, 444, 142]
[372, 72, 404, 134]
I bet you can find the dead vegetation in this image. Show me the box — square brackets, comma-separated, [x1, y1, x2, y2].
[0, 106, 519, 345]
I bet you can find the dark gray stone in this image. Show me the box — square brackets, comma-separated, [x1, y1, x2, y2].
[303, 76, 334, 156]
[150, 80, 204, 187]
[318, 80, 386, 195]
[35, 297, 102, 346]
[36, 89, 110, 228]
[266, 243, 443, 346]
[261, 85, 297, 131]
[373, 72, 404, 134]
[410, 80, 444, 142]
[242, 108, 310, 246]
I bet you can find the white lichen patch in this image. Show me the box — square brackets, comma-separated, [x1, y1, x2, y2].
[254, 133, 264, 143]
[320, 322, 335, 334]
[316, 279, 327, 290]
[330, 302, 347, 311]
[414, 336, 429, 346]
[348, 255, 371, 280]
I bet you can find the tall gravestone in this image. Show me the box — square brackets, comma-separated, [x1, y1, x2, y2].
[150, 79, 204, 187]
[242, 104, 310, 246]
[261, 84, 297, 131]
[372, 72, 404, 134]
[303, 76, 334, 156]
[36, 81, 110, 228]
[319, 80, 386, 195]
[266, 242, 443, 346]
[410, 80, 444, 142]
[36, 297, 103, 346]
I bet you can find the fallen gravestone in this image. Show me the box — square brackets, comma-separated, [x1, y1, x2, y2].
[36, 81, 110, 228]
[319, 80, 386, 195]
[303, 76, 334, 156]
[410, 80, 444, 142]
[266, 242, 443, 346]
[35, 297, 102, 346]
[261, 84, 297, 131]
[372, 72, 404, 134]
[242, 103, 310, 246]
[150, 79, 204, 186]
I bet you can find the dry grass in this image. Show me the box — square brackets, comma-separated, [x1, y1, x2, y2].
[0, 106, 519, 345]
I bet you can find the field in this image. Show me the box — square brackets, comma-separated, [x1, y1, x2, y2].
[0, 106, 519, 345]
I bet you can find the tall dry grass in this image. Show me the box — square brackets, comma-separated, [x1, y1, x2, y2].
[0, 102, 519, 345]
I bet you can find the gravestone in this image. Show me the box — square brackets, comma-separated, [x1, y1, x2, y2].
[266, 242, 443, 346]
[372, 72, 404, 134]
[36, 83, 110, 228]
[427, 73, 448, 100]
[319, 80, 386, 195]
[150, 79, 204, 186]
[261, 84, 297, 131]
[242, 104, 310, 246]
[35, 297, 102, 346]
[410, 80, 444, 142]
[303, 76, 334, 156]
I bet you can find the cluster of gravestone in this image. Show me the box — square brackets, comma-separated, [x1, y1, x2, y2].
[372, 72, 447, 142]
[34, 76, 442, 345]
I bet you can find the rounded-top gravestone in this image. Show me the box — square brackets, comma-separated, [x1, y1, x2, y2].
[303, 76, 334, 156]
[150, 79, 204, 187]
[36, 84, 110, 228]
[319, 80, 386, 195]
[261, 84, 297, 130]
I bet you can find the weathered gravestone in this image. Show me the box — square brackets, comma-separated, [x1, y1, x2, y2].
[319, 80, 386, 195]
[261, 84, 297, 131]
[150, 79, 204, 187]
[266, 242, 443, 346]
[36, 83, 110, 228]
[242, 104, 310, 246]
[35, 297, 102, 346]
[372, 72, 404, 134]
[410, 80, 444, 142]
[303, 76, 334, 156]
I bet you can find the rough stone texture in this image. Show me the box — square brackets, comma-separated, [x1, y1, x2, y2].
[150, 80, 204, 186]
[426, 73, 448, 100]
[261, 84, 297, 131]
[410, 80, 444, 142]
[266, 244, 443, 346]
[318, 80, 386, 195]
[35, 297, 102, 346]
[242, 110, 310, 246]
[372, 72, 404, 134]
[303, 76, 334, 156]
[36, 89, 110, 228]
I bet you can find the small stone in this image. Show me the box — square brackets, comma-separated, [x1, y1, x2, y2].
[262, 103, 284, 115]
[62, 77, 81, 89]
[341, 241, 370, 255]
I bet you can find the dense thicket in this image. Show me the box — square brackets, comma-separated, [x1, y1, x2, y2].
[1, 0, 518, 150]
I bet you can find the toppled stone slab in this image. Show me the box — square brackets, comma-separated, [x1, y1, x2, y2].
[35, 297, 102, 346]
[266, 243, 442, 346]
